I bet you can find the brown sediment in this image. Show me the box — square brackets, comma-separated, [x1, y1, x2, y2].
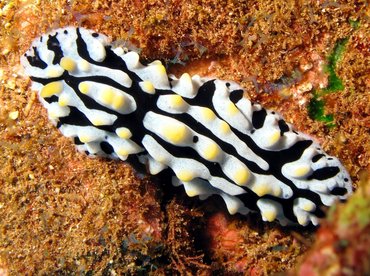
[203, 210, 314, 274]
[165, 199, 211, 274]
[0, 0, 369, 274]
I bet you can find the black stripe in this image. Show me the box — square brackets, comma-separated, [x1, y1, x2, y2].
[100, 141, 114, 154]
[26, 47, 47, 69]
[330, 187, 348, 196]
[30, 74, 65, 85]
[74, 137, 84, 145]
[47, 32, 64, 65]
[57, 106, 92, 127]
[252, 109, 267, 129]
[307, 166, 340, 180]
[312, 154, 325, 163]
[278, 119, 290, 136]
[229, 89, 244, 104]
[185, 80, 216, 107]
[43, 95, 59, 104]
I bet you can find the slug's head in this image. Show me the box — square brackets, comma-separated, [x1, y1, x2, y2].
[21, 27, 110, 82]
[19, 26, 143, 161]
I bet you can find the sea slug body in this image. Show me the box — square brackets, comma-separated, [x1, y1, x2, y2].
[21, 27, 352, 226]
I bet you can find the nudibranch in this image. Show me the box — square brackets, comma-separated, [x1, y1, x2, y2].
[21, 27, 352, 226]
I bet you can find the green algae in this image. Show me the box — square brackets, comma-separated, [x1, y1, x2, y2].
[322, 38, 347, 94]
[308, 39, 348, 126]
[308, 92, 335, 127]
[349, 19, 360, 29]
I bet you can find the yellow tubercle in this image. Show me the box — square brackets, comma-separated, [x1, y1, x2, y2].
[177, 170, 195, 182]
[272, 186, 282, 197]
[100, 88, 115, 105]
[58, 94, 70, 107]
[297, 214, 308, 226]
[219, 121, 231, 134]
[116, 127, 132, 139]
[185, 187, 198, 197]
[253, 183, 271, 197]
[140, 81, 155, 94]
[40, 81, 63, 98]
[60, 57, 76, 72]
[116, 148, 129, 156]
[78, 82, 90, 94]
[156, 64, 167, 75]
[263, 209, 277, 222]
[112, 93, 125, 109]
[227, 102, 239, 115]
[201, 108, 216, 121]
[227, 204, 239, 215]
[162, 123, 190, 144]
[292, 165, 311, 178]
[79, 135, 94, 143]
[233, 167, 250, 186]
[268, 130, 280, 147]
[91, 118, 107, 126]
[202, 142, 221, 161]
[302, 201, 315, 212]
[169, 95, 186, 109]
